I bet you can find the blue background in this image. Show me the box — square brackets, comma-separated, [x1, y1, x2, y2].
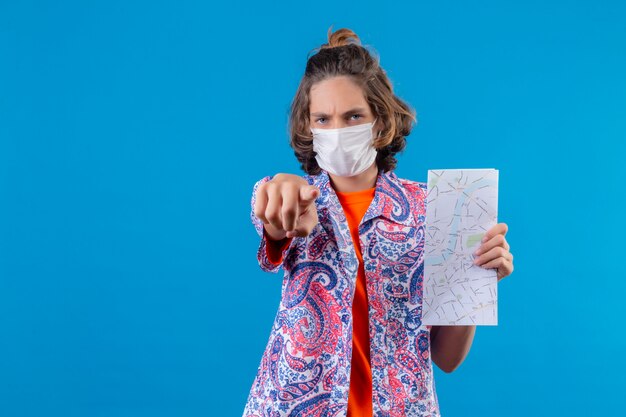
[1, 1, 624, 416]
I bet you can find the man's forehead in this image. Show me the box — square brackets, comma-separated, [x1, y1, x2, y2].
[309, 81, 367, 112]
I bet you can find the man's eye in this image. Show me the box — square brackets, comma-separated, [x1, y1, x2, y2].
[350, 114, 362, 120]
[316, 118, 326, 123]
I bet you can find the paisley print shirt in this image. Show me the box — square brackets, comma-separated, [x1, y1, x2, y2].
[243, 169, 441, 417]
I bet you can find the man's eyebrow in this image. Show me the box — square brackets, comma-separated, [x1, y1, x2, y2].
[310, 107, 367, 117]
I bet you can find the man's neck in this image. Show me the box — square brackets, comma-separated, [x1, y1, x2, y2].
[328, 163, 379, 193]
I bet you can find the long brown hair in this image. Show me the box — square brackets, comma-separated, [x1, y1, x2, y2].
[289, 26, 417, 175]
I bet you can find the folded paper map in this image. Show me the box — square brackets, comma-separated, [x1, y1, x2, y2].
[422, 169, 499, 325]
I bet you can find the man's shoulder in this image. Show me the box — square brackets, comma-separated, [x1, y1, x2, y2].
[394, 176, 427, 222]
[396, 176, 427, 196]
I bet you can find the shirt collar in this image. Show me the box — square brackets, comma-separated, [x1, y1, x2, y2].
[306, 168, 416, 228]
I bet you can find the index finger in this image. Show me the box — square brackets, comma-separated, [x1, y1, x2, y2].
[298, 185, 319, 208]
[482, 222, 508, 242]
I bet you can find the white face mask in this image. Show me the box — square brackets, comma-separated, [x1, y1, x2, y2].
[310, 118, 379, 177]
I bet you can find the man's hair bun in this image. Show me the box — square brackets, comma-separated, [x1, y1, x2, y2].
[320, 26, 361, 50]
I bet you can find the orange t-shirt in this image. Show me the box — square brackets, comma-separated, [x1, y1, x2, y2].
[336, 187, 375, 417]
[264, 187, 376, 416]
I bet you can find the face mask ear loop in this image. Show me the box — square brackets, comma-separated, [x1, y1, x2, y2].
[373, 117, 381, 139]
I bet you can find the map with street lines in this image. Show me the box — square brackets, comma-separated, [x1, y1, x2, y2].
[422, 168, 499, 325]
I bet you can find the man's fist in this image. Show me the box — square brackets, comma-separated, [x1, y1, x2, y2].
[254, 173, 320, 240]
